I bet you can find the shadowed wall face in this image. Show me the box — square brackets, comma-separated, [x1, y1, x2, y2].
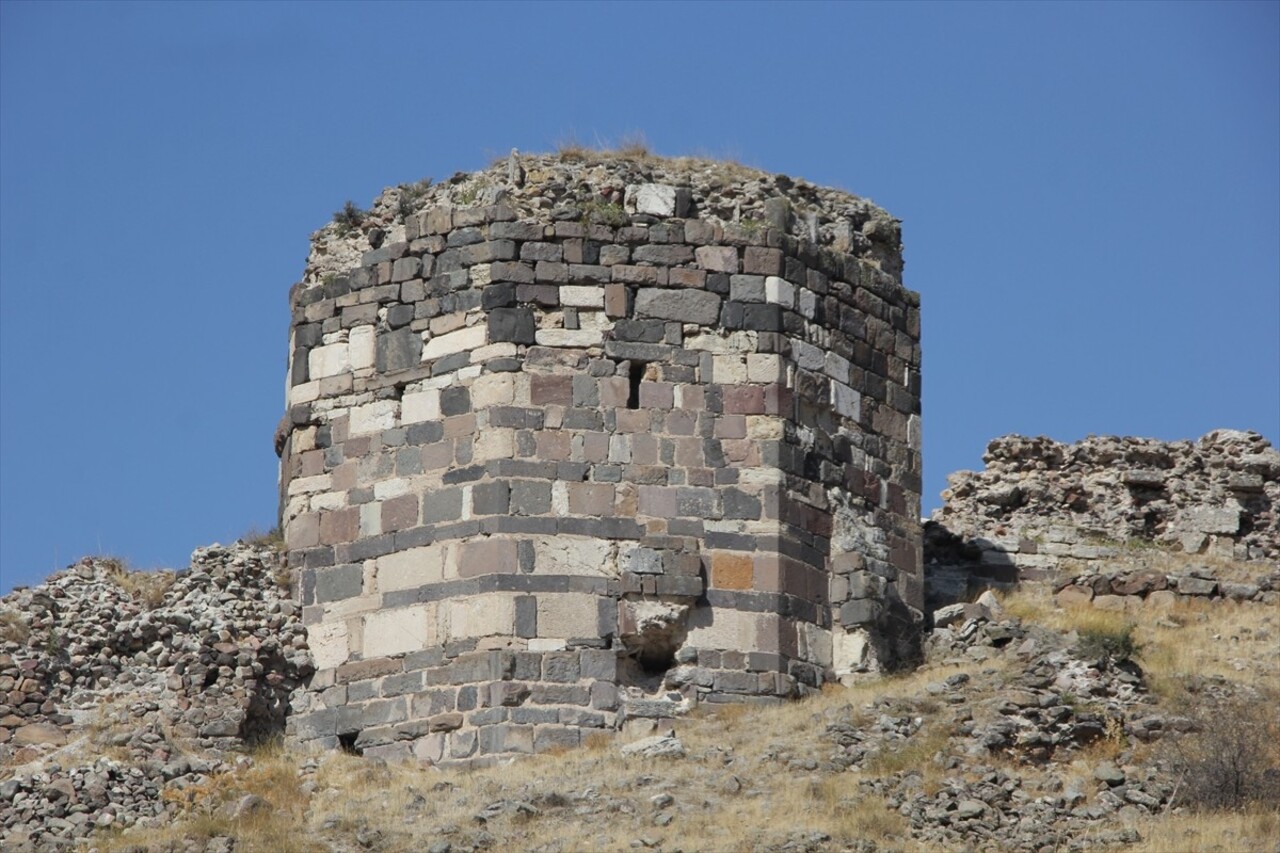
[279, 156, 922, 764]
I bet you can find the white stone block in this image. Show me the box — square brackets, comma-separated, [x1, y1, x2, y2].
[445, 595, 514, 641]
[712, 354, 748, 384]
[798, 288, 818, 319]
[825, 351, 851, 383]
[307, 621, 350, 670]
[422, 325, 486, 361]
[534, 536, 615, 577]
[626, 183, 677, 216]
[528, 638, 567, 652]
[746, 353, 784, 383]
[471, 373, 514, 408]
[686, 606, 756, 650]
[560, 285, 606, 308]
[288, 474, 332, 496]
[377, 545, 446, 592]
[359, 503, 381, 537]
[309, 343, 350, 379]
[535, 328, 604, 347]
[363, 604, 434, 658]
[349, 399, 398, 435]
[831, 382, 860, 420]
[765, 276, 795, 308]
[474, 427, 515, 460]
[289, 381, 320, 406]
[798, 622, 833, 668]
[833, 628, 873, 678]
[473, 342, 517, 362]
[608, 434, 632, 463]
[401, 389, 440, 424]
[373, 478, 411, 500]
[348, 326, 376, 371]
[310, 492, 346, 512]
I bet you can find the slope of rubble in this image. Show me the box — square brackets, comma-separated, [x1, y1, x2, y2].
[2, 540, 1276, 853]
[0, 543, 312, 850]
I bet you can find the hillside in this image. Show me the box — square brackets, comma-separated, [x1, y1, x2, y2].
[2, 537, 1277, 852]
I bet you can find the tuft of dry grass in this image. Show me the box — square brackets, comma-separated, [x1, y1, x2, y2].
[104, 560, 176, 610]
[553, 131, 656, 165]
[0, 609, 31, 644]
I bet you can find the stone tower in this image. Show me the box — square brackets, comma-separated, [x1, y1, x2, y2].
[279, 152, 923, 763]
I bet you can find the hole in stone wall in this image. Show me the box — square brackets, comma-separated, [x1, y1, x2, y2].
[635, 645, 677, 676]
[627, 361, 647, 410]
[202, 667, 219, 689]
[337, 732, 362, 755]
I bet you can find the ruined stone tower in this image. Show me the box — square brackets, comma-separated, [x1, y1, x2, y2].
[278, 152, 923, 763]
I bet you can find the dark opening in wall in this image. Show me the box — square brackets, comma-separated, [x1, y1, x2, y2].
[635, 645, 676, 676]
[337, 732, 362, 755]
[627, 361, 647, 410]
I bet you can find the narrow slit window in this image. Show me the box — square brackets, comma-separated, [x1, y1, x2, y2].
[627, 361, 646, 410]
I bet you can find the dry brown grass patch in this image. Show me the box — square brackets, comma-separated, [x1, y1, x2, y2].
[1124, 806, 1280, 853]
[0, 609, 31, 644]
[98, 743, 311, 852]
[104, 560, 175, 609]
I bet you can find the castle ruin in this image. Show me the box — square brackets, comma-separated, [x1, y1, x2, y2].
[277, 152, 923, 763]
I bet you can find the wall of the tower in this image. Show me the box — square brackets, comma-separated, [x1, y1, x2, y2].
[280, 179, 921, 764]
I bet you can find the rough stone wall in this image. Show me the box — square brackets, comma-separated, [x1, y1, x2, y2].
[0, 544, 311, 765]
[926, 430, 1280, 607]
[278, 153, 923, 764]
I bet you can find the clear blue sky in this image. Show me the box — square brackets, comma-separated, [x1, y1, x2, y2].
[2, 1, 1277, 592]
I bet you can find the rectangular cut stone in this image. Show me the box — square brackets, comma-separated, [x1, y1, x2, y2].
[764, 276, 795, 307]
[626, 183, 685, 217]
[634, 288, 721, 325]
[445, 595, 515, 641]
[349, 400, 398, 436]
[377, 328, 423, 373]
[348, 326, 376, 371]
[535, 328, 604, 347]
[422, 325, 487, 361]
[687, 606, 756, 650]
[377, 545, 446, 592]
[536, 593, 604, 640]
[308, 621, 350, 670]
[363, 604, 434, 657]
[457, 538, 518, 578]
[560, 285, 606, 307]
[309, 343, 350, 379]
[401, 389, 441, 424]
[831, 382, 861, 420]
[695, 245, 738, 273]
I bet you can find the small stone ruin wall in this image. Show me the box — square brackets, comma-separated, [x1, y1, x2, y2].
[277, 152, 923, 764]
[926, 430, 1280, 608]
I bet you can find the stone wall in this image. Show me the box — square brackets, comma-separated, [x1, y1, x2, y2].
[926, 430, 1280, 607]
[278, 153, 923, 764]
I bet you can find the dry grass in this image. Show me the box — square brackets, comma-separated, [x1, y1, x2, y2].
[1137, 596, 1278, 700]
[104, 560, 176, 610]
[1122, 807, 1280, 853]
[553, 131, 655, 165]
[96, 741, 311, 853]
[0, 609, 31, 644]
